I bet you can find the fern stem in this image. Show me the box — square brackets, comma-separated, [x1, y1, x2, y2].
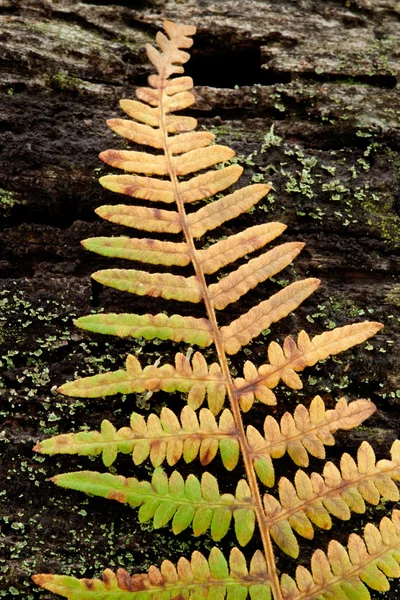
[157, 79, 283, 600]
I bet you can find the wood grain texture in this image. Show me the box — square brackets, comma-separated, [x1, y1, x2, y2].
[1, 1, 399, 597]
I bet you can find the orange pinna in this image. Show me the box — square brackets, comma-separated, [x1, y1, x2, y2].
[33, 20, 400, 600]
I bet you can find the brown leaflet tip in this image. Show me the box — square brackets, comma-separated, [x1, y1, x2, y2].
[99, 150, 111, 163]
[108, 490, 127, 503]
[83, 579, 95, 590]
[117, 568, 135, 591]
[132, 573, 147, 591]
[32, 574, 51, 585]
[32, 443, 41, 453]
[50, 476, 58, 483]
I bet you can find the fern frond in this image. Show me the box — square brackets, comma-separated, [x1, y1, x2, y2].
[187, 184, 271, 238]
[280, 510, 400, 600]
[263, 440, 400, 557]
[209, 243, 304, 311]
[33, 546, 272, 600]
[221, 279, 320, 355]
[247, 396, 376, 486]
[236, 322, 383, 407]
[95, 204, 182, 234]
[198, 223, 286, 274]
[92, 269, 202, 303]
[33, 19, 390, 600]
[100, 145, 235, 176]
[107, 117, 214, 153]
[100, 164, 242, 204]
[82, 224, 286, 273]
[118, 97, 197, 132]
[57, 353, 226, 412]
[74, 313, 213, 347]
[35, 406, 239, 470]
[52, 468, 255, 545]
[82, 237, 190, 267]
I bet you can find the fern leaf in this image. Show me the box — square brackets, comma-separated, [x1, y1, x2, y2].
[35, 405, 239, 470]
[263, 440, 400, 556]
[247, 396, 376, 486]
[74, 313, 213, 347]
[222, 278, 320, 355]
[100, 149, 170, 176]
[280, 510, 400, 600]
[180, 165, 244, 203]
[235, 321, 383, 409]
[92, 269, 202, 303]
[101, 145, 235, 176]
[136, 87, 195, 110]
[57, 352, 226, 408]
[106, 118, 214, 153]
[100, 174, 178, 203]
[100, 165, 243, 205]
[82, 237, 190, 267]
[106, 117, 165, 148]
[198, 223, 286, 274]
[171, 145, 235, 175]
[118, 98, 160, 127]
[53, 468, 255, 545]
[209, 242, 304, 311]
[148, 74, 194, 94]
[95, 204, 182, 234]
[188, 184, 270, 238]
[119, 100, 197, 133]
[34, 546, 271, 600]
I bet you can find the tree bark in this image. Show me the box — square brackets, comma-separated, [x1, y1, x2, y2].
[1, 0, 399, 597]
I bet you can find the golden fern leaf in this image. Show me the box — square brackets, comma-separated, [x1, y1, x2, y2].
[92, 269, 202, 303]
[263, 440, 400, 557]
[221, 279, 320, 355]
[100, 145, 235, 176]
[35, 406, 239, 470]
[107, 117, 214, 152]
[95, 204, 182, 233]
[246, 396, 376, 486]
[100, 164, 242, 204]
[187, 183, 271, 238]
[280, 510, 400, 600]
[34, 547, 272, 600]
[57, 352, 226, 413]
[197, 223, 286, 274]
[82, 237, 190, 267]
[235, 321, 383, 409]
[209, 243, 304, 311]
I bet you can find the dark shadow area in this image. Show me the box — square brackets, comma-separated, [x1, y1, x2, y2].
[186, 45, 291, 88]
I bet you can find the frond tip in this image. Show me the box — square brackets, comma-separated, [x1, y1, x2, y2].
[33, 546, 272, 600]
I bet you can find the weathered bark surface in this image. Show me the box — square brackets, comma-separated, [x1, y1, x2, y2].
[1, 0, 400, 597]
